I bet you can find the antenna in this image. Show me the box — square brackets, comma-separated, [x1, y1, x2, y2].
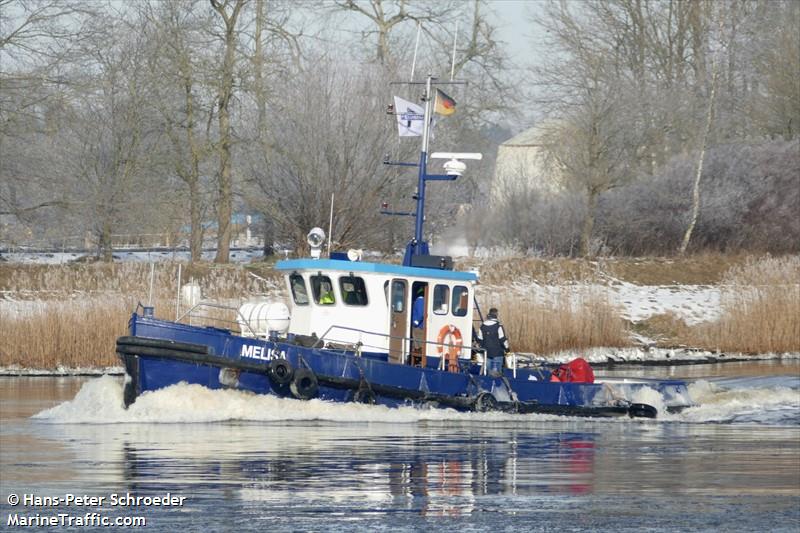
[327, 193, 334, 258]
[147, 262, 155, 306]
[450, 21, 459, 81]
[430, 153, 483, 160]
[410, 22, 422, 82]
[175, 263, 181, 320]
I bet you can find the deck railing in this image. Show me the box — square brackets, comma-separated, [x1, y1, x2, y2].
[312, 324, 517, 376]
[159, 304, 518, 376]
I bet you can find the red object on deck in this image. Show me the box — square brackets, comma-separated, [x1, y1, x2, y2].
[550, 357, 595, 383]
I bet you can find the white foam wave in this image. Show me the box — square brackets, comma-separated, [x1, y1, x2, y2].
[672, 379, 800, 424]
[33, 374, 800, 426]
[32, 376, 562, 425]
[630, 386, 667, 415]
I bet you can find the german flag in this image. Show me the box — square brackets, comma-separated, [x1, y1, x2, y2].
[434, 89, 456, 116]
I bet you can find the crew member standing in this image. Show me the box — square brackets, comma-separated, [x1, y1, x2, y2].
[477, 308, 509, 376]
[410, 288, 426, 366]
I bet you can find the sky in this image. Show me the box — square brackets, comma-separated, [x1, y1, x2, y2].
[487, 0, 545, 65]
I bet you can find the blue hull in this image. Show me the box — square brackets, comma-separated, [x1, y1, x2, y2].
[117, 313, 690, 417]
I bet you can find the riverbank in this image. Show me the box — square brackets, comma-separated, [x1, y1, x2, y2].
[1, 255, 798, 370]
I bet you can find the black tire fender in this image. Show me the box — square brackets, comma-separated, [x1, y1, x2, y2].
[290, 368, 319, 400]
[121, 354, 140, 408]
[474, 392, 498, 412]
[116, 336, 209, 354]
[268, 359, 294, 386]
[353, 388, 377, 405]
[628, 403, 658, 419]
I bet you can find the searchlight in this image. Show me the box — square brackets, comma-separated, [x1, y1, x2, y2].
[430, 152, 483, 177]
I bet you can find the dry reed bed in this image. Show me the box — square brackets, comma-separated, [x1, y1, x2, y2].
[0, 262, 284, 300]
[0, 295, 240, 368]
[686, 256, 800, 353]
[482, 289, 630, 354]
[1, 296, 136, 368]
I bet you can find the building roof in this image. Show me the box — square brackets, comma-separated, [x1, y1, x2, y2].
[499, 125, 544, 147]
[499, 120, 564, 148]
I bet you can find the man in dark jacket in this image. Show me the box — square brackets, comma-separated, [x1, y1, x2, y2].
[476, 308, 509, 376]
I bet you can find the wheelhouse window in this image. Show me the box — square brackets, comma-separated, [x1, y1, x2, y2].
[452, 286, 469, 317]
[290, 274, 309, 305]
[339, 276, 368, 306]
[433, 284, 449, 315]
[310, 275, 336, 305]
[391, 280, 406, 313]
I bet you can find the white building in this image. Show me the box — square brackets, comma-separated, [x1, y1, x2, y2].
[491, 123, 565, 205]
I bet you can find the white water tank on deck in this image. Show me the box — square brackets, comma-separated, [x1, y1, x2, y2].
[237, 301, 291, 338]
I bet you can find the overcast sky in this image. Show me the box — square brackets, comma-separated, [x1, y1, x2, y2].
[488, 0, 546, 69]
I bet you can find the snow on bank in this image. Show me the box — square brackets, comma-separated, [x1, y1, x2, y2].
[608, 281, 720, 324]
[0, 365, 123, 376]
[514, 347, 800, 367]
[2, 249, 264, 264]
[479, 281, 721, 326]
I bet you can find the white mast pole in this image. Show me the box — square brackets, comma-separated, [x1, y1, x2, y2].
[327, 192, 334, 258]
[413, 75, 433, 246]
[410, 22, 422, 81]
[421, 76, 432, 154]
[147, 262, 155, 306]
[175, 263, 182, 320]
[450, 21, 459, 81]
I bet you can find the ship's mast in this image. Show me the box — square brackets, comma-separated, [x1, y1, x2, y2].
[413, 75, 434, 251]
[383, 75, 465, 266]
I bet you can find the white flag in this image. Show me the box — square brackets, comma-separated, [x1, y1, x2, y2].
[394, 96, 424, 137]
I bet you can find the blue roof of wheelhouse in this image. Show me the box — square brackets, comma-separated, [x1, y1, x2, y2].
[274, 259, 478, 282]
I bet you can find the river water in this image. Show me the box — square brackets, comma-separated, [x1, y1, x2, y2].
[1, 361, 798, 532]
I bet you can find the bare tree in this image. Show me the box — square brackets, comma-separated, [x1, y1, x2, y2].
[679, 47, 719, 255]
[248, 0, 301, 257]
[540, 99, 634, 256]
[210, 0, 247, 263]
[246, 59, 401, 251]
[751, 0, 800, 140]
[0, 0, 96, 224]
[62, 16, 163, 260]
[142, 0, 215, 262]
[531, 2, 641, 256]
[332, 0, 455, 64]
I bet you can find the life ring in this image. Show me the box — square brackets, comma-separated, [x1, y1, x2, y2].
[436, 324, 463, 372]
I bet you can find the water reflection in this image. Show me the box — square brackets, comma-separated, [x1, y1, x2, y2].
[2, 374, 799, 530]
[23, 418, 798, 519]
[598, 359, 800, 380]
[96, 425, 600, 518]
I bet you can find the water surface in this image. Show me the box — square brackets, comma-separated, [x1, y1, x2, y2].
[1, 361, 798, 531]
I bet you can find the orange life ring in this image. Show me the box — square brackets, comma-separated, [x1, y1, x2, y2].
[436, 325, 463, 372]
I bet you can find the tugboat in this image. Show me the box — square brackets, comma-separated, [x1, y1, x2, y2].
[116, 76, 692, 418]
